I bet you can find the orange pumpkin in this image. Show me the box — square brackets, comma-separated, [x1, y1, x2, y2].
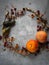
[26, 40, 39, 53]
[36, 31, 47, 43]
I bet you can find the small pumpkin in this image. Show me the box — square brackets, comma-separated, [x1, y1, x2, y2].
[26, 40, 39, 53]
[36, 31, 47, 43]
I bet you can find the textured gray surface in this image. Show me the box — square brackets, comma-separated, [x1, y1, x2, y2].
[0, 0, 49, 65]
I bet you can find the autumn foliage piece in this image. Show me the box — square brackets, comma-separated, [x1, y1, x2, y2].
[36, 31, 47, 43]
[26, 40, 39, 53]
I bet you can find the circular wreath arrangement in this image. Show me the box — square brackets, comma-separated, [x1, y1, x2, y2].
[0, 7, 49, 56]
